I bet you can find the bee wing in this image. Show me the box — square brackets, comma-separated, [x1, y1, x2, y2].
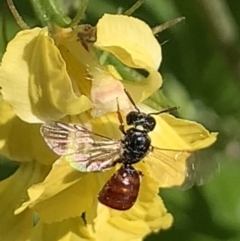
[146, 147, 219, 190]
[182, 149, 219, 188]
[40, 122, 122, 172]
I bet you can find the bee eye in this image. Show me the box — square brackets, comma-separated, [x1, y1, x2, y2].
[126, 111, 139, 125]
[144, 116, 156, 131]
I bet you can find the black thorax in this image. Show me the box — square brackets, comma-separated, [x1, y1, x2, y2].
[121, 128, 151, 165]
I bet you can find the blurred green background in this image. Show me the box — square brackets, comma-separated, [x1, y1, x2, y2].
[0, 0, 240, 240]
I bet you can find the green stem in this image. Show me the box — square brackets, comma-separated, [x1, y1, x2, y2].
[29, 0, 50, 26]
[30, 0, 89, 28]
[70, 0, 89, 27]
[124, 0, 144, 16]
[1, 2, 8, 52]
[44, 0, 71, 27]
[7, 0, 29, 29]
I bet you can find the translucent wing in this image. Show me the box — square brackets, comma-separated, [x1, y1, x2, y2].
[145, 147, 219, 190]
[182, 149, 220, 188]
[40, 122, 122, 172]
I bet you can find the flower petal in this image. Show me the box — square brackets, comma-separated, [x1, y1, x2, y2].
[160, 114, 218, 149]
[138, 104, 217, 150]
[0, 162, 50, 240]
[55, 23, 162, 114]
[0, 28, 92, 123]
[94, 14, 163, 104]
[95, 14, 162, 70]
[0, 101, 56, 164]
[145, 195, 173, 232]
[22, 161, 102, 223]
[56, 29, 133, 117]
[123, 68, 163, 103]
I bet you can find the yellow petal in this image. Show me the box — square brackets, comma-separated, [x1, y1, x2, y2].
[94, 204, 150, 241]
[95, 14, 163, 104]
[0, 101, 57, 164]
[0, 162, 50, 241]
[138, 104, 217, 150]
[0, 27, 92, 123]
[123, 68, 162, 103]
[56, 29, 133, 117]
[30, 219, 93, 241]
[95, 14, 162, 70]
[55, 24, 162, 114]
[21, 161, 102, 223]
[145, 196, 173, 232]
[55, 28, 94, 99]
[160, 114, 218, 149]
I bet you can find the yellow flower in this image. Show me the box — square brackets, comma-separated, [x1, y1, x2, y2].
[0, 13, 217, 241]
[14, 107, 216, 240]
[0, 14, 162, 123]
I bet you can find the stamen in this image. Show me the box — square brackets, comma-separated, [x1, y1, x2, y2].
[124, 0, 145, 16]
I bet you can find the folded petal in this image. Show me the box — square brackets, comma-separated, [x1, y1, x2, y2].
[95, 14, 162, 70]
[123, 68, 163, 103]
[0, 28, 92, 123]
[56, 28, 133, 117]
[95, 14, 163, 104]
[19, 161, 103, 223]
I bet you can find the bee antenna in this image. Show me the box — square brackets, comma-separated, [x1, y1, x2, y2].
[124, 89, 140, 112]
[148, 106, 180, 116]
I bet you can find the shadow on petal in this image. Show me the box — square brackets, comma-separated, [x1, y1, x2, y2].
[23, 161, 105, 223]
[0, 101, 57, 164]
[30, 218, 93, 241]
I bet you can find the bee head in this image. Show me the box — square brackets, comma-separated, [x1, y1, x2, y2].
[126, 111, 156, 132]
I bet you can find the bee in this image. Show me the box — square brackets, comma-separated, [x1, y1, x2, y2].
[40, 91, 215, 211]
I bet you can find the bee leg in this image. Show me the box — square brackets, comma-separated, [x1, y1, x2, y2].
[137, 170, 143, 177]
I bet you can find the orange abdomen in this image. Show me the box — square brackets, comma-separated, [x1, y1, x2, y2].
[98, 165, 140, 210]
